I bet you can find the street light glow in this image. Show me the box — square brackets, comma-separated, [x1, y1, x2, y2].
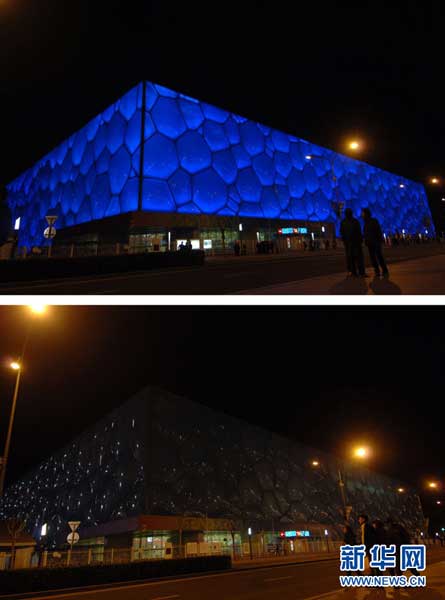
[431, 178, 440, 184]
[429, 482, 439, 489]
[354, 446, 369, 459]
[348, 140, 361, 151]
[10, 361, 21, 371]
[311, 460, 320, 467]
[398, 488, 405, 493]
[29, 304, 47, 315]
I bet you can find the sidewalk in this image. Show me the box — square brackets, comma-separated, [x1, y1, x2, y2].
[233, 551, 337, 569]
[238, 254, 445, 295]
[304, 560, 445, 599]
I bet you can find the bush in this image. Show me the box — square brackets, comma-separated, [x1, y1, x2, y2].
[0, 250, 205, 283]
[0, 555, 231, 595]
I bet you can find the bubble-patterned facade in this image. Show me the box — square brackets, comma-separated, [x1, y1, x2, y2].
[6, 81, 434, 249]
[0, 387, 423, 547]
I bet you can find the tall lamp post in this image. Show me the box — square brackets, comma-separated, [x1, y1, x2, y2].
[311, 444, 370, 524]
[305, 139, 363, 239]
[0, 362, 22, 497]
[0, 304, 48, 496]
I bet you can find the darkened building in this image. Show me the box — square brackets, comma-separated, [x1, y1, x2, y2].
[0, 387, 424, 548]
[6, 81, 434, 254]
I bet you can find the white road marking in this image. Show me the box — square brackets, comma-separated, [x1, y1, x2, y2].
[263, 575, 294, 582]
[17, 558, 337, 599]
[302, 590, 341, 600]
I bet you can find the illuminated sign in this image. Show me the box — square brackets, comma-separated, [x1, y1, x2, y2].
[203, 239, 212, 250]
[278, 227, 308, 235]
[281, 530, 311, 538]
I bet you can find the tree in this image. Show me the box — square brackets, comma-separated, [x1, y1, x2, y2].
[6, 517, 26, 569]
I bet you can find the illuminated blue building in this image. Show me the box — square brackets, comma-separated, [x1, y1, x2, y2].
[6, 81, 434, 252]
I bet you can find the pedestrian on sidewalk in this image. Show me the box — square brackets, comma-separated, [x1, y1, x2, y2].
[343, 524, 357, 545]
[358, 514, 376, 569]
[340, 208, 366, 277]
[362, 208, 389, 278]
[342, 524, 358, 576]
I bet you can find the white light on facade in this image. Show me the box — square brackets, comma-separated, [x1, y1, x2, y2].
[14, 217, 21, 230]
[321, 226, 326, 233]
[324, 529, 329, 536]
[305, 155, 312, 160]
[41, 523, 47, 536]
[239, 223, 243, 232]
[248, 527, 252, 536]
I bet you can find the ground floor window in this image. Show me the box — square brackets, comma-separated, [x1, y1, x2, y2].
[129, 233, 168, 253]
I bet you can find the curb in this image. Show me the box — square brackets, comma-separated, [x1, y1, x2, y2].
[0, 556, 338, 600]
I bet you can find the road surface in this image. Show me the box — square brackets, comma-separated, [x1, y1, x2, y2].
[1, 245, 444, 295]
[15, 550, 445, 600]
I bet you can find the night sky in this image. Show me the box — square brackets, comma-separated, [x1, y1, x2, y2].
[2, 0, 445, 202]
[0, 306, 443, 516]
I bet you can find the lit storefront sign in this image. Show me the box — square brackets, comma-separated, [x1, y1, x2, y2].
[278, 227, 308, 235]
[280, 530, 311, 538]
[203, 240, 212, 250]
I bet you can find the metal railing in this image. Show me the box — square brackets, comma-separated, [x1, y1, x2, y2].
[0, 538, 441, 571]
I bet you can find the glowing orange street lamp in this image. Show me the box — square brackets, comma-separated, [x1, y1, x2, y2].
[353, 446, 370, 460]
[429, 482, 439, 489]
[348, 140, 361, 151]
[311, 460, 320, 467]
[431, 178, 440, 185]
[398, 488, 405, 493]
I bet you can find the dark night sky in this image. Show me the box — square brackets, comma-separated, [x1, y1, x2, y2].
[0, 306, 443, 514]
[1, 0, 445, 199]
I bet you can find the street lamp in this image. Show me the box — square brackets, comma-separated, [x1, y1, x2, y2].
[0, 306, 49, 496]
[348, 140, 361, 152]
[0, 361, 22, 496]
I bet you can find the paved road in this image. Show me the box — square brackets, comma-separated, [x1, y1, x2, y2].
[1, 245, 444, 295]
[240, 253, 445, 295]
[18, 551, 445, 600]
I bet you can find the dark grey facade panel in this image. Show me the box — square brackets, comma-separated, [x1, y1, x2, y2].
[0, 387, 423, 546]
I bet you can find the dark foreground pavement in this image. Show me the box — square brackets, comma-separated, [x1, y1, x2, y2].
[1, 245, 444, 295]
[9, 551, 445, 600]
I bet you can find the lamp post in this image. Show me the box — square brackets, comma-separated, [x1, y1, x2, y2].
[311, 445, 370, 524]
[0, 305, 48, 496]
[305, 139, 364, 238]
[0, 362, 22, 496]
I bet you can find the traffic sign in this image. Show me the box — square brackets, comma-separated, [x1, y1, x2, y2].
[67, 532, 79, 545]
[44, 227, 56, 239]
[68, 521, 81, 532]
[45, 215, 58, 226]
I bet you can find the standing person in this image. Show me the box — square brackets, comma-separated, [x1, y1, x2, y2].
[358, 514, 377, 569]
[362, 208, 389, 278]
[343, 524, 357, 545]
[340, 208, 366, 277]
[386, 518, 418, 576]
[343, 524, 358, 576]
[372, 519, 387, 545]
